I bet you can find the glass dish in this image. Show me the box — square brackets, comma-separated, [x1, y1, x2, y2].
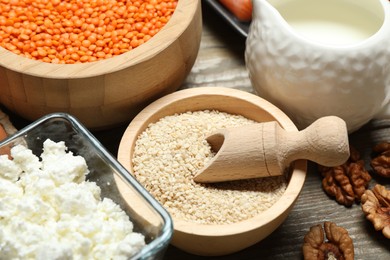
[0, 113, 173, 260]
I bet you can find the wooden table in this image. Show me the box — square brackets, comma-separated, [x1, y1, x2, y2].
[165, 5, 390, 259]
[4, 3, 390, 259]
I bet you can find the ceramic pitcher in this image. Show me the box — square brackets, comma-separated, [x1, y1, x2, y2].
[245, 0, 390, 132]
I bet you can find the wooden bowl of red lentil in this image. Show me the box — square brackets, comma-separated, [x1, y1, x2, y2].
[117, 87, 307, 256]
[0, 0, 201, 129]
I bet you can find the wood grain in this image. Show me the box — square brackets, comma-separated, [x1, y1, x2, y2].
[195, 116, 349, 183]
[0, 0, 202, 129]
[117, 87, 306, 256]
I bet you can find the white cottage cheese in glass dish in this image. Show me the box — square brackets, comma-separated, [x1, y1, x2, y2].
[0, 139, 145, 259]
[0, 113, 173, 260]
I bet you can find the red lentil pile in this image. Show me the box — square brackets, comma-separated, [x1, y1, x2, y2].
[0, 0, 177, 63]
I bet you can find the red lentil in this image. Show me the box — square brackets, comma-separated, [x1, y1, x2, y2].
[0, 0, 178, 64]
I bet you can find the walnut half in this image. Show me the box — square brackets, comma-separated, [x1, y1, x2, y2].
[303, 221, 354, 260]
[361, 184, 390, 239]
[319, 146, 371, 207]
[370, 142, 390, 178]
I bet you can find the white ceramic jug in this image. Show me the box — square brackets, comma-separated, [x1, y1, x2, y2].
[245, 0, 390, 132]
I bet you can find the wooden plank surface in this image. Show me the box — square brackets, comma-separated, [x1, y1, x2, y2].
[165, 5, 390, 259]
[3, 3, 390, 259]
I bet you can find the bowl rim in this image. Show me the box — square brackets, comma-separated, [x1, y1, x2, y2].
[0, 0, 200, 79]
[118, 87, 307, 236]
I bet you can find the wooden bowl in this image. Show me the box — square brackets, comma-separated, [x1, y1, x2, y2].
[0, 0, 202, 130]
[117, 87, 307, 256]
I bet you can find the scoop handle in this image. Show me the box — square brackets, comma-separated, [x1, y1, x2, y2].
[265, 116, 350, 175]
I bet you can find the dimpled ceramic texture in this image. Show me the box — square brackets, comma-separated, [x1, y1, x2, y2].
[245, 0, 390, 132]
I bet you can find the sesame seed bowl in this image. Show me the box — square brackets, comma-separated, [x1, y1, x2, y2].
[0, 0, 202, 130]
[117, 87, 307, 256]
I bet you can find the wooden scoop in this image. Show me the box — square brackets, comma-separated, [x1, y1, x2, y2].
[194, 116, 349, 183]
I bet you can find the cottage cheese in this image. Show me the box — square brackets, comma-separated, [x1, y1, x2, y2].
[0, 139, 145, 260]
